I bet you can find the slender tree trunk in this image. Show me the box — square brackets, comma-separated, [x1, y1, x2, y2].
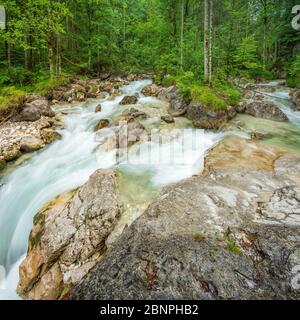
[6, 42, 11, 67]
[180, 0, 185, 70]
[204, 0, 209, 83]
[48, 5, 54, 79]
[262, 0, 268, 69]
[24, 40, 29, 70]
[209, 0, 213, 86]
[123, 1, 126, 55]
[57, 32, 62, 76]
[5, 11, 11, 67]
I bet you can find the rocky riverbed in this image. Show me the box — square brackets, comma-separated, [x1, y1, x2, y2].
[1, 76, 300, 300]
[0, 95, 62, 172]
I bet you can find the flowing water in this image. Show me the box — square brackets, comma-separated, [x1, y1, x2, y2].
[0, 80, 298, 300]
[236, 87, 300, 155]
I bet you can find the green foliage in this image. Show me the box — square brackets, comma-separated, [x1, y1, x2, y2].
[0, 86, 26, 110]
[31, 76, 71, 94]
[215, 84, 240, 106]
[0, 0, 297, 91]
[234, 35, 260, 73]
[190, 86, 228, 111]
[155, 54, 181, 84]
[287, 54, 300, 88]
[0, 65, 33, 86]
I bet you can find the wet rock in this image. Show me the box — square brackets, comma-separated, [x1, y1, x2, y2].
[292, 89, 300, 110]
[161, 115, 175, 124]
[26, 263, 64, 300]
[94, 119, 110, 132]
[0, 157, 6, 170]
[187, 103, 228, 129]
[17, 97, 55, 122]
[40, 128, 62, 144]
[163, 86, 188, 117]
[127, 74, 136, 82]
[141, 84, 162, 97]
[120, 96, 138, 105]
[20, 136, 44, 153]
[237, 100, 288, 122]
[51, 99, 60, 105]
[250, 130, 272, 140]
[70, 155, 300, 300]
[18, 169, 122, 300]
[227, 106, 237, 120]
[95, 104, 102, 113]
[2, 145, 22, 161]
[244, 83, 277, 93]
[204, 136, 284, 172]
[0, 117, 53, 162]
[97, 92, 106, 99]
[123, 108, 148, 120]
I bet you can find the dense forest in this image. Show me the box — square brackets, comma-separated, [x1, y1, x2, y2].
[0, 0, 299, 110]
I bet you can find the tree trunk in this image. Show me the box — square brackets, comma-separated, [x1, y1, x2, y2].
[204, 0, 209, 83]
[48, 5, 54, 79]
[180, 0, 185, 70]
[5, 11, 11, 67]
[57, 32, 62, 76]
[123, 1, 126, 55]
[209, 0, 213, 86]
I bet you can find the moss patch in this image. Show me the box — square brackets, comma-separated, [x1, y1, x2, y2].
[225, 238, 243, 256]
[190, 86, 228, 111]
[193, 233, 205, 242]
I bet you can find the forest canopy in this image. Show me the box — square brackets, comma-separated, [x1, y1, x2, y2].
[0, 0, 299, 91]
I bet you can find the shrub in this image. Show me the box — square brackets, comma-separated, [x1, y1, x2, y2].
[190, 86, 228, 111]
[0, 65, 33, 86]
[287, 54, 300, 88]
[216, 84, 240, 106]
[0, 86, 26, 110]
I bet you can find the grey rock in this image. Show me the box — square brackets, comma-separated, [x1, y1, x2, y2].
[17, 98, 55, 122]
[20, 136, 44, 153]
[94, 119, 110, 132]
[292, 89, 300, 110]
[18, 169, 123, 300]
[187, 103, 228, 129]
[161, 115, 175, 124]
[238, 100, 288, 122]
[71, 157, 300, 300]
[120, 96, 138, 105]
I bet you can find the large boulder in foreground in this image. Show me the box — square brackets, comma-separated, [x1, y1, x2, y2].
[70, 139, 300, 300]
[186, 102, 229, 129]
[17, 169, 122, 300]
[237, 100, 288, 122]
[70, 154, 300, 300]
